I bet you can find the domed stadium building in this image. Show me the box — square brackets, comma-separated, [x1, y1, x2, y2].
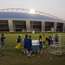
[0, 8, 65, 32]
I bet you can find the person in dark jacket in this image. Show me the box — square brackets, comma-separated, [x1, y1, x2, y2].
[39, 35, 43, 54]
[24, 35, 32, 56]
[24, 35, 28, 49]
[46, 36, 53, 46]
[28, 35, 32, 56]
[28, 35, 32, 51]
[24, 34, 29, 55]
[17, 35, 21, 44]
[0, 33, 6, 48]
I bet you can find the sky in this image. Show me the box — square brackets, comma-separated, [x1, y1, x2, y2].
[0, 0, 65, 20]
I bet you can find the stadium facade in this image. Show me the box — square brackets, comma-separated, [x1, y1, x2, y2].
[0, 8, 65, 32]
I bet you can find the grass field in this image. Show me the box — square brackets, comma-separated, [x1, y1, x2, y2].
[0, 32, 65, 65]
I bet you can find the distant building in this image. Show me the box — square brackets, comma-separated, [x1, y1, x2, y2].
[0, 8, 64, 32]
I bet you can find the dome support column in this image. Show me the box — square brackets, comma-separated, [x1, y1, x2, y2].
[41, 21, 45, 32]
[8, 20, 14, 32]
[26, 20, 31, 32]
[54, 22, 57, 32]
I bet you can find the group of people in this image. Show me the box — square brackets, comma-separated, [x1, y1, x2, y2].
[16, 34, 59, 56]
[46, 34, 59, 45]
[17, 34, 44, 56]
[0, 33, 59, 56]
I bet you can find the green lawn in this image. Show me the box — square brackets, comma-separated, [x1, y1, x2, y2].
[0, 32, 65, 65]
[4, 32, 65, 48]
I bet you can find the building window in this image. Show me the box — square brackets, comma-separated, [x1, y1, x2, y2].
[45, 22, 54, 32]
[0, 20, 9, 31]
[13, 20, 26, 32]
[30, 21, 41, 32]
[56, 23, 63, 32]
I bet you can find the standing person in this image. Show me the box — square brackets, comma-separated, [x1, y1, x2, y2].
[39, 35, 43, 54]
[27, 35, 32, 56]
[24, 34, 32, 56]
[0, 33, 6, 48]
[46, 36, 53, 46]
[23, 34, 29, 55]
[16, 35, 21, 49]
[17, 35, 21, 44]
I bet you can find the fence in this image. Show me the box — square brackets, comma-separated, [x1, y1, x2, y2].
[48, 33, 65, 55]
